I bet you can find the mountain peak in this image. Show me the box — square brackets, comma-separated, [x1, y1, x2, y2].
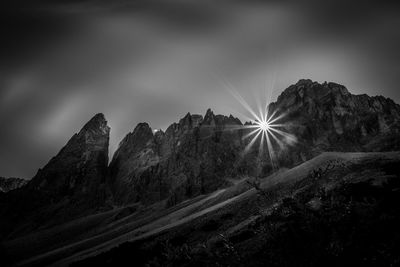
[116, 122, 153, 151]
[295, 79, 314, 86]
[270, 79, 400, 147]
[23, 112, 110, 223]
[179, 112, 192, 127]
[205, 108, 214, 116]
[80, 113, 109, 135]
[275, 80, 352, 106]
[288, 79, 349, 93]
[203, 108, 215, 124]
[133, 122, 152, 133]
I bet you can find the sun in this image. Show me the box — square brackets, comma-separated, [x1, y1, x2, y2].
[257, 119, 271, 132]
[222, 78, 298, 169]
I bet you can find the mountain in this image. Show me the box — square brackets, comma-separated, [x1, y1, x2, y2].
[108, 79, 400, 207]
[269, 80, 400, 156]
[0, 113, 110, 238]
[108, 110, 249, 205]
[1, 80, 400, 238]
[28, 112, 110, 206]
[1, 79, 400, 266]
[0, 177, 27, 193]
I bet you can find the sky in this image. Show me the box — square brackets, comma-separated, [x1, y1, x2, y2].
[1, 0, 400, 179]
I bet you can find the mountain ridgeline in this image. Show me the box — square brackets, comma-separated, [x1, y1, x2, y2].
[1, 79, 399, 238]
[109, 79, 400, 205]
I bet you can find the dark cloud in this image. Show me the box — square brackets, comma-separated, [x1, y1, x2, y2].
[1, 0, 400, 178]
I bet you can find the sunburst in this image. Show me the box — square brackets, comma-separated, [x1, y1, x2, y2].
[222, 79, 297, 169]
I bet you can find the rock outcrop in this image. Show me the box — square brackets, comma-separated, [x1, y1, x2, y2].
[109, 122, 159, 204]
[0, 177, 27, 193]
[269, 79, 400, 167]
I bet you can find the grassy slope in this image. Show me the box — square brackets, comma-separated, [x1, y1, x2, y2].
[3, 152, 399, 266]
[72, 151, 400, 267]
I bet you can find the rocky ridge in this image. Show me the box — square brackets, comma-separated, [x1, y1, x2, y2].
[109, 108, 250, 205]
[109, 79, 400, 206]
[0, 177, 27, 193]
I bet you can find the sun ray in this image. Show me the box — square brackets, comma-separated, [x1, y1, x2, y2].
[268, 127, 297, 144]
[253, 89, 265, 123]
[244, 124, 261, 129]
[265, 130, 276, 170]
[267, 111, 287, 125]
[224, 78, 296, 169]
[259, 128, 265, 155]
[267, 123, 285, 128]
[244, 130, 262, 154]
[242, 128, 260, 140]
[223, 81, 262, 122]
[268, 129, 286, 150]
[225, 105, 258, 125]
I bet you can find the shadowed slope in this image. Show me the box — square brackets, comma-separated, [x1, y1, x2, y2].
[5, 152, 399, 266]
[73, 151, 400, 267]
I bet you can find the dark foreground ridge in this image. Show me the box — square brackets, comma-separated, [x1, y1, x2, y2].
[0, 80, 400, 266]
[0, 177, 27, 193]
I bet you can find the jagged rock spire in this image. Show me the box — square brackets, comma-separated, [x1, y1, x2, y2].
[29, 113, 110, 200]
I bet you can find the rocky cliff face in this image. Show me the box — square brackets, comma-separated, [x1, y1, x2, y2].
[109, 80, 400, 207]
[0, 113, 110, 238]
[0, 177, 27, 193]
[29, 113, 110, 205]
[109, 122, 159, 204]
[269, 79, 400, 167]
[109, 110, 253, 205]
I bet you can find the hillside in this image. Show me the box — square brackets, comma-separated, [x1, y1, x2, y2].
[2, 152, 399, 266]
